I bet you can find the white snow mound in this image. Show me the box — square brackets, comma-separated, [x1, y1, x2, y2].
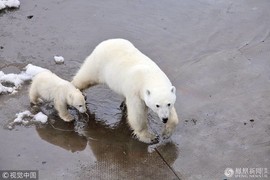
[0, 64, 48, 95]
[54, 56, 65, 64]
[0, 0, 20, 10]
[33, 112, 48, 124]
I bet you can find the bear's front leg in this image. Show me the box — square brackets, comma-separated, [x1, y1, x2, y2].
[162, 106, 179, 139]
[54, 98, 74, 122]
[126, 97, 158, 143]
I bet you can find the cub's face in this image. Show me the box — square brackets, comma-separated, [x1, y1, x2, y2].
[70, 91, 87, 113]
[144, 86, 176, 123]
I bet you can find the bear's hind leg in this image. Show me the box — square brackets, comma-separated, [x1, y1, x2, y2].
[126, 97, 158, 143]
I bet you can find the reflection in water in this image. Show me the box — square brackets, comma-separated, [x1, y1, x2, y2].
[84, 112, 179, 179]
[35, 91, 179, 179]
[36, 121, 87, 153]
[34, 103, 88, 152]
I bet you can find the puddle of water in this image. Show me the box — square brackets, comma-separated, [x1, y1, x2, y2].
[5, 83, 176, 153]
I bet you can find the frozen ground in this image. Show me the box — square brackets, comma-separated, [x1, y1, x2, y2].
[0, 0, 270, 179]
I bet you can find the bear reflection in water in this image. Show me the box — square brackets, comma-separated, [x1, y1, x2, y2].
[35, 106, 179, 177]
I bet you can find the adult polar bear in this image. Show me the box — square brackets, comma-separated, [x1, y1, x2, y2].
[72, 39, 179, 143]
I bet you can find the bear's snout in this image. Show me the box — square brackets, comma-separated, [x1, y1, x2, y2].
[162, 117, 168, 123]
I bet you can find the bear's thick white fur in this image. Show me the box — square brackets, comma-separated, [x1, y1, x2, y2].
[29, 71, 87, 122]
[72, 39, 179, 143]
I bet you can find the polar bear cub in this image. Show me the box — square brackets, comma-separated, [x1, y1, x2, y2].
[29, 71, 87, 122]
[72, 39, 179, 143]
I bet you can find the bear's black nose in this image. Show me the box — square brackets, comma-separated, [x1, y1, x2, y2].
[162, 118, 168, 123]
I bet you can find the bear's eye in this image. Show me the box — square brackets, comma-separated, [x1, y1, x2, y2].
[156, 104, 160, 108]
[167, 103, 171, 107]
[79, 105, 82, 107]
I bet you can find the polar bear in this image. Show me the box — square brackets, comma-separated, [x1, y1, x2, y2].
[72, 39, 179, 143]
[29, 71, 87, 122]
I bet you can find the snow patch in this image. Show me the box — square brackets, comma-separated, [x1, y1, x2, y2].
[33, 112, 48, 123]
[8, 110, 48, 129]
[13, 110, 32, 123]
[24, 64, 49, 77]
[0, 2, 5, 10]
[54, 56, 65, 64]
[0, 83, 14, 94]
[0, 64, 48, 95]
[0, 0, 20, 10]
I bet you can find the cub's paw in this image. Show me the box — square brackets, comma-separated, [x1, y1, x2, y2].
[30, 100, 38, 105]
[60, 114, 74, 122]
[30, 98, 43, 105]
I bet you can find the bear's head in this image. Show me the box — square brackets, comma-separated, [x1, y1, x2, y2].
[144, 86, 176, 124]
[68, 89, 87, 113]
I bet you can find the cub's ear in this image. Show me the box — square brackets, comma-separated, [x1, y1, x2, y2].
[146, 89, 151, 96]
[171, 86, 176, 94]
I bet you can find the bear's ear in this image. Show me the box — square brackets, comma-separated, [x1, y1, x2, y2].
[146, 89, 151, 96]
[171, 86, 176, 94]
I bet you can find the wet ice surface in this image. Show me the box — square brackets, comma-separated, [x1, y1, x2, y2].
[1, 0, 270, 179]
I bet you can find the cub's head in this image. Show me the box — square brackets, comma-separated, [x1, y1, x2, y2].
[68, 89, 87, 113]
[144, 86, 176, 124]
